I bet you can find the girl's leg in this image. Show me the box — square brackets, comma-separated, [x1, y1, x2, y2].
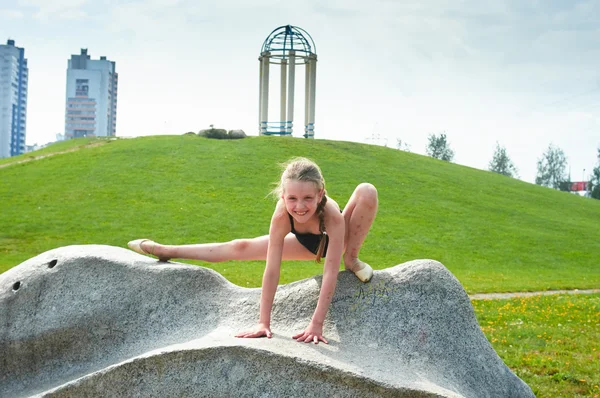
[342, 183, 378, 270]
[134, 234, 315, 262]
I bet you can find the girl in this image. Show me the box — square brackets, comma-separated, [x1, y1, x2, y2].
[128, 157, 378, 344]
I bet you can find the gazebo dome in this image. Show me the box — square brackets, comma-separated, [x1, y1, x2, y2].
[260, 25, 316, 64]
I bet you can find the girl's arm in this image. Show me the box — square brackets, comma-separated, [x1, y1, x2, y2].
[258, 207, 288, 328]
[293, 207, 345, 344]
[236, 202, 288, 339]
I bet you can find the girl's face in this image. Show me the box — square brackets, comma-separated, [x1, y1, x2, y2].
[282, 180, 323, 222]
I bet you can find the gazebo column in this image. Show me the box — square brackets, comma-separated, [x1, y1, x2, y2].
[286, 51, 296, 135]
[259, 53, 270, 135]
[280, 59, 287, 134]
[258, 56, 263, 135]
[304, 60, 310, 137]
[307, 56, 317, 139]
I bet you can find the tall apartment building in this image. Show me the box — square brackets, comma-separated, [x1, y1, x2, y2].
[65, 49, 118, 139]
[0, 39, 28, 158]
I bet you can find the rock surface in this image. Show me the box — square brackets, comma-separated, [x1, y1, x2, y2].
[0, 245, 534, 398]
[228, 129, 247, 139]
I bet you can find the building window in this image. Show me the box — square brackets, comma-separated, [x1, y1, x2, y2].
[76, 79, 89, 97]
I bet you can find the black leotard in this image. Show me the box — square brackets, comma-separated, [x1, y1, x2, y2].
[288, 213, 329, 257]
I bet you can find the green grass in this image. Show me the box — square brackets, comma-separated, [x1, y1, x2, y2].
[2, 135, 599, 396]
[0, 137, 106, 167]
[2, 135, 599, 293]
[473, 294, 600, 397]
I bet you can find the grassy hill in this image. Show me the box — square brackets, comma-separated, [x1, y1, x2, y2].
[1, 135, 599, 293]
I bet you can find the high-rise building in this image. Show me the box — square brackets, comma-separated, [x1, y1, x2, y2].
[0, 39, 28, 158]
[65, 49, 118, 139]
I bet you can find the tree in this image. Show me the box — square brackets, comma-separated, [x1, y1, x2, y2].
[535, 144, 568, 189]
[396, 138, 411, 152]
[488, 142, 518, 178]
[426, 133, 454, 161]
[591, 147, 600, 199]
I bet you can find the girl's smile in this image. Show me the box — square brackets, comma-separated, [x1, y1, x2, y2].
[283, 180, 322, 222]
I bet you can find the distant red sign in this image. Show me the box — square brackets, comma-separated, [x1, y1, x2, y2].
[570, 181, 587, 191]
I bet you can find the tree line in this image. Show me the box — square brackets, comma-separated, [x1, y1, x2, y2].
[396, 133, 600, 200]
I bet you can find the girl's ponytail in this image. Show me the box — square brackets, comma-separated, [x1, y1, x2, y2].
[315, 193, 328, 263]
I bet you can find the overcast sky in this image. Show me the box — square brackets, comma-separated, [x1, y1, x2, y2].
[2, 0, 599, 183]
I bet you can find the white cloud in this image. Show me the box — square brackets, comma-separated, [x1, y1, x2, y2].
[17, 0, 88, 9]
[17, 0, 89, 20]
[0, 9, 25, 18]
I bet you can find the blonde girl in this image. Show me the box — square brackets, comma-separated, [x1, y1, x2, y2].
[128, 157, 378, 344]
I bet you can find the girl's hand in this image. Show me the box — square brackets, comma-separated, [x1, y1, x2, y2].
[292, 321, 328, 344]
[235, 323, 272, 339]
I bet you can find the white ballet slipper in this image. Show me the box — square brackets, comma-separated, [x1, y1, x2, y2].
[347, 260, 373, 282]
[127, 239, 170, 261]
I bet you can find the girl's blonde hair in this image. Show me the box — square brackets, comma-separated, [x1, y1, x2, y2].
[273, 157, 328, 263]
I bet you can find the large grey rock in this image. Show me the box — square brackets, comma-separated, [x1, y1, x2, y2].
[198, 128, 228, 139]
[0, 246, 534, 398]
[228, 129, 247, 139]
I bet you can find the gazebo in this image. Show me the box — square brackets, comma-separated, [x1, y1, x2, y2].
[258, 25, 317, 138]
